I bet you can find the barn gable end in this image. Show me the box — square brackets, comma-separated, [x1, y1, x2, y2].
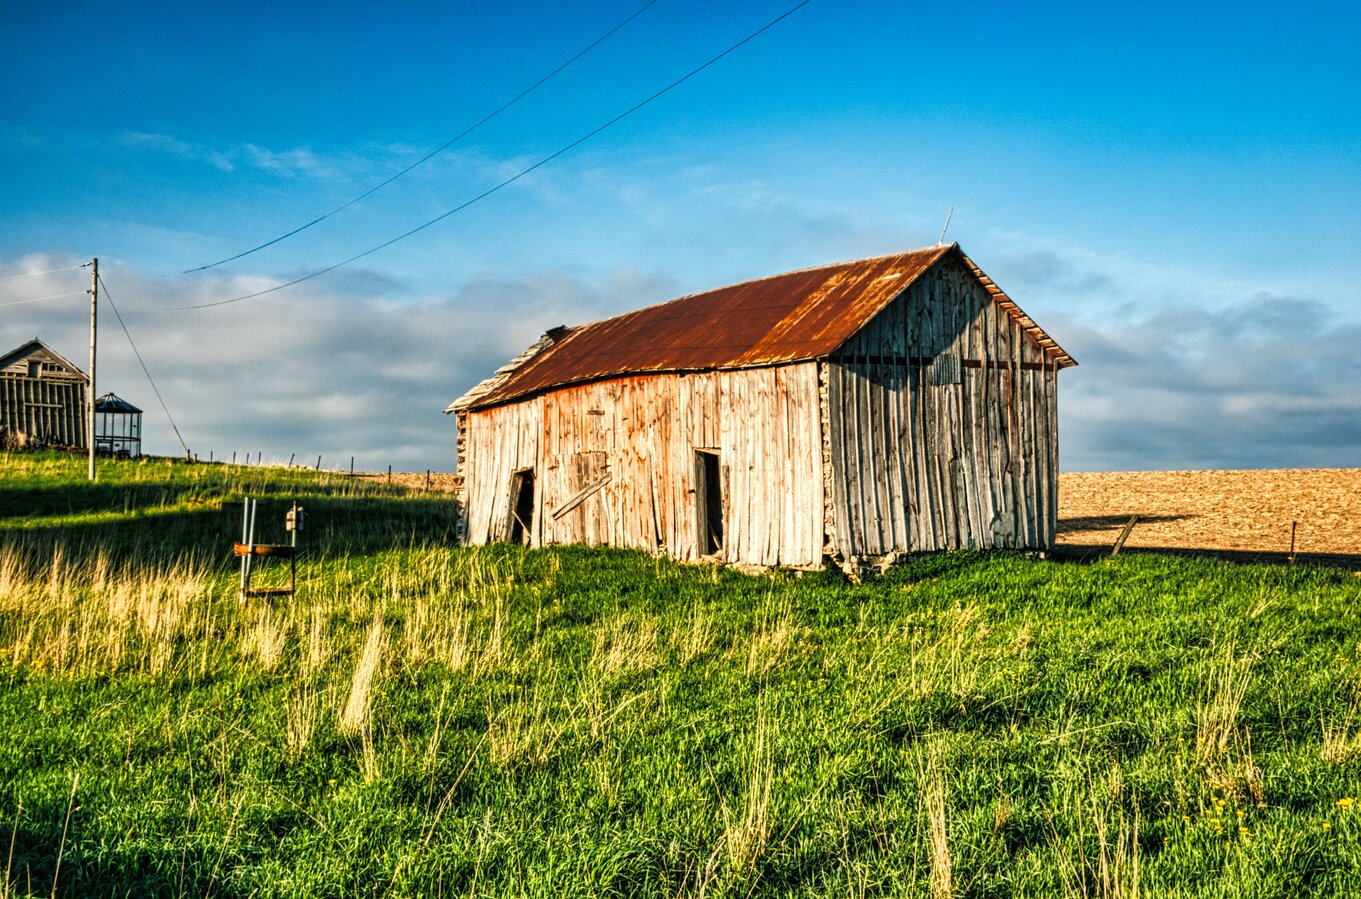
[0, 339, 90, 450]
[823, 251, 1060, 559]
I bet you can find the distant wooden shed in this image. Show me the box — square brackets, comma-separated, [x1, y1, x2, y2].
[0, 338, 89, 450]
[446, 244, 1076, 569]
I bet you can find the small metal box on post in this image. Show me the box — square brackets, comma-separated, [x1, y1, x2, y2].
[234, 498, 303, 602]
[286, 500, 305, 546]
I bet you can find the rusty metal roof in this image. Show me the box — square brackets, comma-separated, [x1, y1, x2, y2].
[454, 244, 1074, 411]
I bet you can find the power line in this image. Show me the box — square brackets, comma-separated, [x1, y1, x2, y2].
[183, 0, 661, 274]
[0, 290, 88, 307]
[97, 273, 191, 457]
[0, 263, 89, 282]
[172, 0, 813, 311]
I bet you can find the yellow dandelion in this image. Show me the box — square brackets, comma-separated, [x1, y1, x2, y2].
[1322, 822, 1331, 830]
[1336, 797, 1356, 809]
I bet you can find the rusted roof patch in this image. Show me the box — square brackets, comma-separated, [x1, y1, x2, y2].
[454, 244, 1074, 411]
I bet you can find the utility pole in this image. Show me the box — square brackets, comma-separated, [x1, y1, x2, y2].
[88, 257, 97, 482]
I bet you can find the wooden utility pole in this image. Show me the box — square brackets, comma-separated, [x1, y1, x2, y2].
[88, 257, 98, 482]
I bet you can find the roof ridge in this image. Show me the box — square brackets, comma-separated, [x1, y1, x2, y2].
[557, 244, 958, 336]
[449, 243, 1074, 412]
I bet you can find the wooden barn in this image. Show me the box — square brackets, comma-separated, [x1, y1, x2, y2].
[0, 339, 89, 450]
[446, 244, 1076, 569]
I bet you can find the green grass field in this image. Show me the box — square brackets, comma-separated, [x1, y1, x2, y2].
[2, 450, 1360, 897]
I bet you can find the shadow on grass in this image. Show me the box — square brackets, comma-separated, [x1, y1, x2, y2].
[7, 816, 253, 899]
[1052, 543, 1361, 572]
[0, 489, 461, 573]
[0, 471, 435, 520]
[873, 549, 1004, 586]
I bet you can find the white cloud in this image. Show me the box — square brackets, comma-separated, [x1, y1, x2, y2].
[1055, 297, 1361, 471]
[4, 242, 1357, 475]
[0, 255, 672, 471]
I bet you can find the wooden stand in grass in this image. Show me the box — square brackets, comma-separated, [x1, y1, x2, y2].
[235, 498, 304, 602]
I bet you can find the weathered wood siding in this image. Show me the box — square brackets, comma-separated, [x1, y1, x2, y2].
[460, 364, 824, 567]
[462, 397, 544, 546]
[0, 376, 87, 448]
[826, 255, 1059, 555]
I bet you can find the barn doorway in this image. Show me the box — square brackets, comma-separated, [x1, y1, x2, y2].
[507, 468, 536, 545]
[694, 450, 724, 556]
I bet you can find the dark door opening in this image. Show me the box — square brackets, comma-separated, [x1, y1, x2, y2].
[695, 450, 724, 556]
[507, 468, 535, 545]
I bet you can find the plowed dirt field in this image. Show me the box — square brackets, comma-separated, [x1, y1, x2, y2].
[1058, 468, 1361, 562]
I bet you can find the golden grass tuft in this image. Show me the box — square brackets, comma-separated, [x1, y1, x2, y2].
[284, 683, 320, 761]
[1322, 686, 1361, 764]
[1195, 645, 1264, 802]
[675, 601, 713, 665]
[303, 606, 331, 673]
[744, 595, 795, 678]
[1196, 647, 1252, 769]
[922, 739, 952, 899]
[720, 703, 774, 881]
[592, 613, 659, 678]
[339, 614, 386, 737]
[487, 676, 565, 767]
[242, 607, 288, 673]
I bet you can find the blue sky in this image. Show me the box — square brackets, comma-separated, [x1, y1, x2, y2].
[2, 0, 1358, 471]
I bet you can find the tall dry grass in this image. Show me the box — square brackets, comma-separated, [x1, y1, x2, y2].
[340, 614, 386, 737]
[920, 739, 952, 899]
[1195, 645, 1263, 802]
[721, 702, 775, 880]
[0, 545, 217, 679]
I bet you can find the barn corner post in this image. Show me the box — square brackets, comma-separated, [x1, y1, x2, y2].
[454, 409, 469, 545]
[87, 257, 97, 482]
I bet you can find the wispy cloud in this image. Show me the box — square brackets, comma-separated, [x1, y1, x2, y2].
[116, 131, 385, 181]
[119, 131, 236, 172]
[241, 144, 332, 179]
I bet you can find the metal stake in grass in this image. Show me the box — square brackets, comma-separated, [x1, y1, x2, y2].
[5, 798, 20, 897]
[49, 773, 78, 899]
